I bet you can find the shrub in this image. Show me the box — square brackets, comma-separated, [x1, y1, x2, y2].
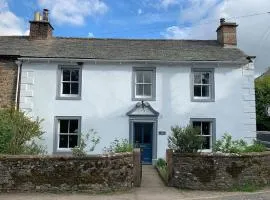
[168, 125, 204, 153]
[104, 138, 133, 153]
[0, 108, 46, 155]
[72, 129, 100, 157]
[156, 158, 167, 168]
[213, 133, 267, 153]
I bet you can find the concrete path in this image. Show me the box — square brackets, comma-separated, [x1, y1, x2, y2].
[1, 165, 270, 200]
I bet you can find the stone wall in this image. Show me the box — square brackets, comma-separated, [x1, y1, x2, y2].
[0, 153, 133, 193]
[0, 57, 17, 108]
[167, 150, 270, 190]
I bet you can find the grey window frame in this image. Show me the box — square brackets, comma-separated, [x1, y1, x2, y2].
[132, 67, 156, 101]
[56, 65, 82, 100]
[191, 68, 215, 102]
[190, 118, 216, 150]
[53, 116, 82, 154]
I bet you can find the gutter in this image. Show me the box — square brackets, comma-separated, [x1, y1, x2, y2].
[15, 60, 22, 110]
[17, 57, 249, 65]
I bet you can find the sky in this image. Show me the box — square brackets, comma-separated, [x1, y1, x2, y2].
[0, 0, 270, 75]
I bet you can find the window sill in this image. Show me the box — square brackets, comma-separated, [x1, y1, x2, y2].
[56, 96, 81, 100]
[132, 97, 156, 101]
[191, 98, 215, 102]
[53, 150, 73, 155]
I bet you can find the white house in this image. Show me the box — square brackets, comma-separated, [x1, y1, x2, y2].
[0, 10, 256, 164]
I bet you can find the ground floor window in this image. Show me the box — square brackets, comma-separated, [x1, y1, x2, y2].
[55, 117, 81, 151]
[190, 118, 215, 150]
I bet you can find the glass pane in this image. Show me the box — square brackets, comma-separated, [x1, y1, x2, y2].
[194, 72, 201, 84]
[60, 120, 69, 133]
[69, 120, 78, 133]
[136, 71, 143, 83]
[202, 136, 210, 149]
[144, 84, 152, 96]
[59, 135, 68, 148]
[202, 122, 210, 135]
[193, 121, 201, 129]
[62, 70, 70, 81]
[202, 73, 210, 84]
[62, 83, 70, 94]
[143, 71, 152, 83]
[136, 84, 143, 96]
[69, 135, 78, 148]
[134, 123, 142, 144]
[71, 83, 79, 94]
[71, 70, 79, 81]
[202, 85, 210, 97]
[194, 85, 201, 97]
[143, 123, 152, 144]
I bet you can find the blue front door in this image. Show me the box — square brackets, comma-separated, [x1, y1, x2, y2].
[134, 123, 153, 164]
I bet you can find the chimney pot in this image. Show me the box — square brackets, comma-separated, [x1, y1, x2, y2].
[43, 9, 49, 22]
[220, 18, 225, 24]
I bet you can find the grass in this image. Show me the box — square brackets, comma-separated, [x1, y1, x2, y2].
[230, 182, 264, 192]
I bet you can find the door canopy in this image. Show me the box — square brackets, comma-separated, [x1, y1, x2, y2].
[127, 101, 159, 117]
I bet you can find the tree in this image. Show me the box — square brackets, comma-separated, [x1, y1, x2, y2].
[255, 74, 270, 131]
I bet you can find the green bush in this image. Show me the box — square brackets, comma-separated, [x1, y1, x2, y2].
[72, 129, 100, 157]
[0, 108, 46, 155]
[213, 133, 267, 153]
[105, 138, 133, 153]
[156, 158, 167, 168]
[168, 125, 204, 153]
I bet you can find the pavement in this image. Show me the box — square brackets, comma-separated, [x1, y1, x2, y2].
[1, 165, 270, 200]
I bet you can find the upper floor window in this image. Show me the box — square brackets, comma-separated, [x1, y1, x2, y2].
[191, 118, 216, 150]
[57, 65, 82, 100]
[132, 67, 156, 101]
[191, 68, 214, 102]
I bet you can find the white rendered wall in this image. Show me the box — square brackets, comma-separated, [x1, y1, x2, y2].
[20, 62, 256, 158]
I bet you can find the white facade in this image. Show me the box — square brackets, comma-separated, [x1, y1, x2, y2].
[19, 61, 256, 160]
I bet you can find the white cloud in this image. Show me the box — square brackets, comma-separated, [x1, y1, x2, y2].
[0, 0, 28, 36]
[88, 32, 94, 37]
[38, 0, 108, 26]
[160, 0, 179, 8]
[161, 0, 270, 73]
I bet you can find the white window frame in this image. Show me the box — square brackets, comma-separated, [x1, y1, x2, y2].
[53, 116, 81, 154]
[190, 118, 216, 151]
[191, 68, 215, 102]
[56, 65, 82, 100]
[132, 67, 156, 101]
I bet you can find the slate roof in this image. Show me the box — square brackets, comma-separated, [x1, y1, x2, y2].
[0, 36, 249, 62]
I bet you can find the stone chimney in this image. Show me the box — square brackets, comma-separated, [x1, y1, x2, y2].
[29, 9, 54, 40]
[216, 18, 238, 47]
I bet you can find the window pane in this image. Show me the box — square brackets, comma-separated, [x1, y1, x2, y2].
[194, 85, 201, 97]
[69, 120, 78, 133]
[194, 73, 201, 84]
[202, 136, 210, 149]
[136, 84, 143, 96]
[69, 135, 78, 148]
[60, 120, 69, 133]
[71, 83, 79, 94]
[144, 71, 152, 83]
[59, 135, 68, 148]
[71, 70, 79, 81]
[136, 71, 143, 83]
[62, 83, 70, 94]
[144, 84, 152, 96]
[143, 123, 152, 143]
[202, 73, 210, 84]
[202, 85, 210, 97]
[63, 70, 70, 81]
[193, 121, 201, 129]
[202, 122, 210, 135]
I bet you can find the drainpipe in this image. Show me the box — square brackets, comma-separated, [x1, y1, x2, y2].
[15, 60, 22, 110]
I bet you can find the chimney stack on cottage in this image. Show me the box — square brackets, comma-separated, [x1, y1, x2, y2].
[216, 18, 238, 47]
[29, 9, 54, 40]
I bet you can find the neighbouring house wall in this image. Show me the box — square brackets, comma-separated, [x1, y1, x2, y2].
[19, 62, 256, 158]
[166, 150, 270, 190]
[0, 153, 133, 192]
[0, 57, 17, 108]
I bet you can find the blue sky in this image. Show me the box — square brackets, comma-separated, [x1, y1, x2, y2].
[1, 0, 270, 74]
